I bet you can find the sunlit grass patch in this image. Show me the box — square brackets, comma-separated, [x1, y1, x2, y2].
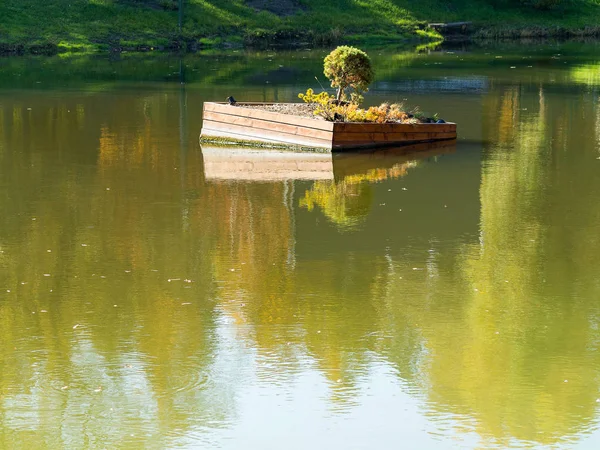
[2, 0, 600, 53]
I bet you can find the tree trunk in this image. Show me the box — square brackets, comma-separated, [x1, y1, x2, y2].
[336, 86, 344, 101]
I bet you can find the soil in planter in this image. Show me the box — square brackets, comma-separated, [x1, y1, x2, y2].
[238, 103, 319, 119]
[236, 103, 444, 124]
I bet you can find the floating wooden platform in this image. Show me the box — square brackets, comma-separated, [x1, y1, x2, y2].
[200, 102, 456, 152]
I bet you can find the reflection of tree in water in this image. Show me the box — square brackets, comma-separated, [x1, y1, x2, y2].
[299, 162, 417, 231]
[389, 83, 600, 447]
[0, 93, 228, 448]
[204, 179, 393, 407]
[205, 181, 295, 335]
[299, 181, 373, 231]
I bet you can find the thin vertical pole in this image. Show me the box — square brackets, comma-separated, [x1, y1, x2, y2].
[178, 0, 183, 33]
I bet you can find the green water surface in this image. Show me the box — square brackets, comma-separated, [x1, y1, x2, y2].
[1, 43, 600, 449]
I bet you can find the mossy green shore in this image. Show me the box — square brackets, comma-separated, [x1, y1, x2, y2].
[2, 0, 600, 54]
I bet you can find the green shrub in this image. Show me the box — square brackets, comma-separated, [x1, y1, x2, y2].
[323, 46, 374, 102]
[298, 88, 336, 121]
[299, 88, 429, 124]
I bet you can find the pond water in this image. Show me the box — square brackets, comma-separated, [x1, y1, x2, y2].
[1, 41, 600, 449]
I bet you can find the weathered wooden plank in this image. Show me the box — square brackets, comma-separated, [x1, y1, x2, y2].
[333, 122, 456, 134]
[201, 128, 282, 146]
[201, 129, 333, 151]
[203, 110, 333, 141]
[203, 120, 333, 147]
[202, 120, 333, 149]
[204, 102, 335, 132]
[333, 131, 457, 143]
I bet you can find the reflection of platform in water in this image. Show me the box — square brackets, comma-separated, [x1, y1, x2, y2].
[332, 140, 455, 182]
[201, 146, 334, 181]
[201, 140, 456, 182]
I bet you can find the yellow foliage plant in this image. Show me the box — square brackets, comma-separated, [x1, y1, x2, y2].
[299, 89, 415, 124]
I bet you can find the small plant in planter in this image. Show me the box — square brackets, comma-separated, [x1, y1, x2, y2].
[299, 46, 445, 124]
[323, 45, 374, 103]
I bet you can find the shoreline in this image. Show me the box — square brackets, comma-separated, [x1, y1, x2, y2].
[3, 25, 600, 57]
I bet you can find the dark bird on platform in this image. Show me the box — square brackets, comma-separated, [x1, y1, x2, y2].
[226, 96, 237, 106]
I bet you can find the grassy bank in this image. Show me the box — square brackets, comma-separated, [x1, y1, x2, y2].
[1, 0, 600, 54]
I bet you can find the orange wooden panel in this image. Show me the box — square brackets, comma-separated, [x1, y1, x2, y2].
[333, 122, 456, 134]
[332, 131, 456, 143]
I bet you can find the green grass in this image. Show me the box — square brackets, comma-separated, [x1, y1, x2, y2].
[1, 0, 600, 54]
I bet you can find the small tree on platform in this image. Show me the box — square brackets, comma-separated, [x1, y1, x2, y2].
[323, 46, 374, 103]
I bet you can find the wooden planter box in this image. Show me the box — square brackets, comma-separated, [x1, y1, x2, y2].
[200, 102, 456, 152]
